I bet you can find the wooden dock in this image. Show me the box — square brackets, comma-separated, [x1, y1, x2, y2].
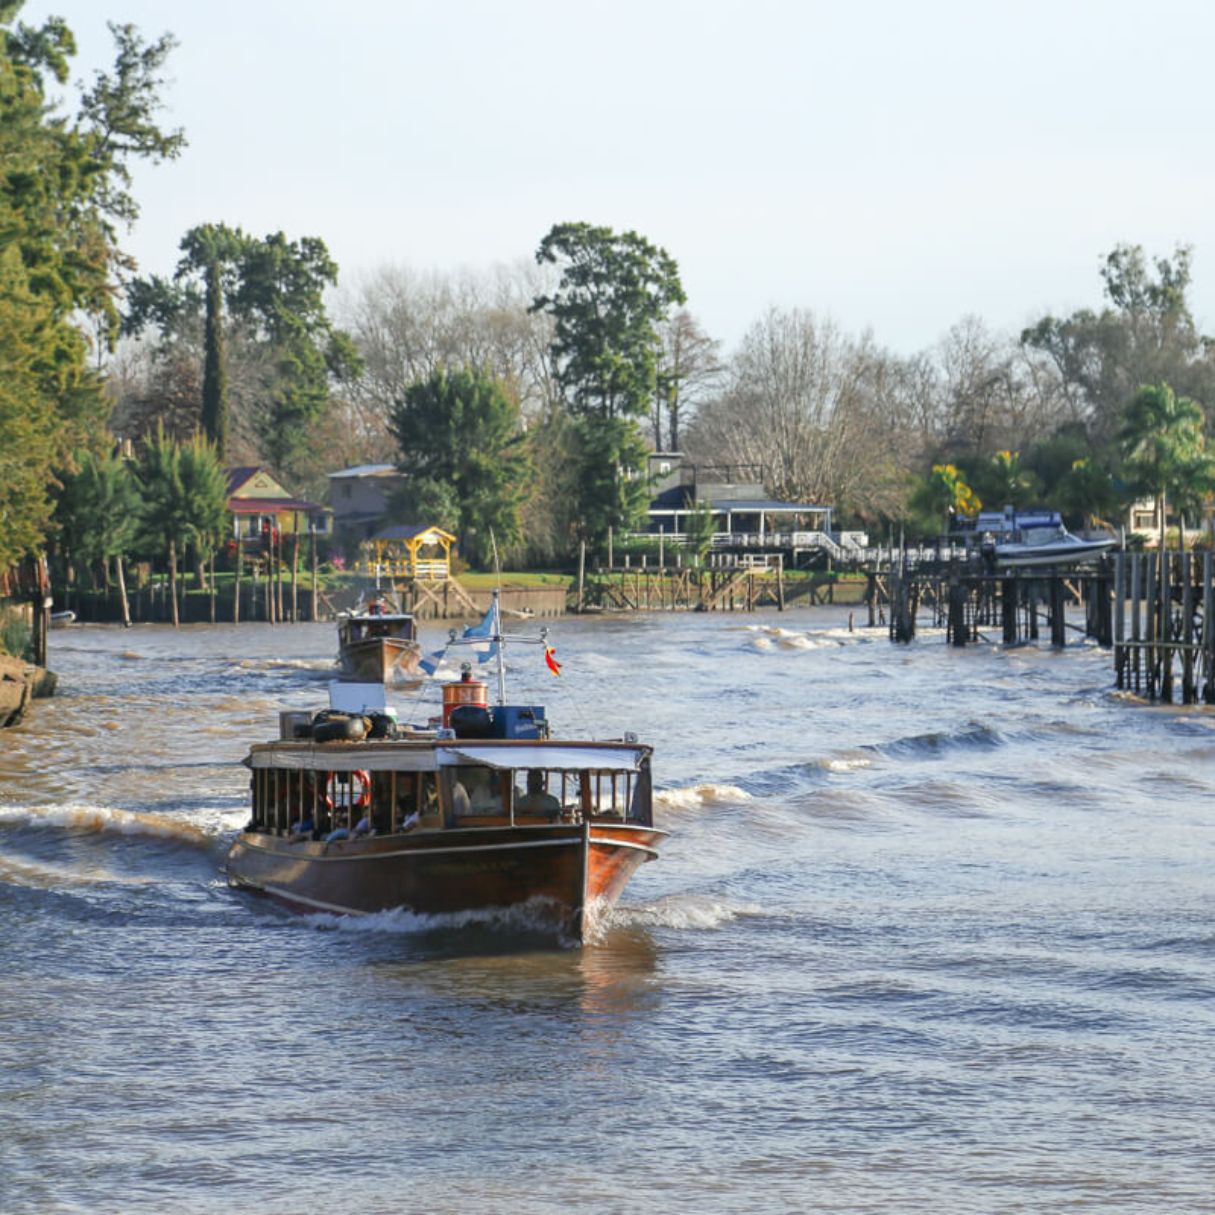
[577, 552, 786, 613]
[870, 551, 1215, 705]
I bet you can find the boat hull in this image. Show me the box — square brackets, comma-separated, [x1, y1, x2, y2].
[337, 637, 420, 683]
[993, 538, 1116, 568]
[225, 821, 664, 942]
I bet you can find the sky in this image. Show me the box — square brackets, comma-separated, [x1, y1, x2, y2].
[17, 0, 1215, 355]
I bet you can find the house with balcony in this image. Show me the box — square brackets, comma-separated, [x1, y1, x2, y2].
[643, 453, 864, 563]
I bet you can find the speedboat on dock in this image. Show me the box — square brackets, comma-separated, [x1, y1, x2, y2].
[977, 509, 1116, 569]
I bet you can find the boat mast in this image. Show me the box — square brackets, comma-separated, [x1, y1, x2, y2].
[492, 588, 506, 706]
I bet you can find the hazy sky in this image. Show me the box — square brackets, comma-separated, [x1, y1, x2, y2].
[19, 0, 1215, 354]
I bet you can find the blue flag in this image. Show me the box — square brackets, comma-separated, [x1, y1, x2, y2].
[419, 606, 498, 677]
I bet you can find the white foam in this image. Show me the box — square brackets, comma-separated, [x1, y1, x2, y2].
[303, 896, 571, 939]
[611, 893, 763, 932]
[0, 802, 216, 846]
[654, 783, 753, 812]
[819, 755, 873, 772]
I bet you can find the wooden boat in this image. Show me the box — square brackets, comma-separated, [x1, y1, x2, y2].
[228, 600, 664, 942]
[335, 597, 420, 683]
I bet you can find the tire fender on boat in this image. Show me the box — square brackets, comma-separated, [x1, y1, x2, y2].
[324, 769, 371, 810]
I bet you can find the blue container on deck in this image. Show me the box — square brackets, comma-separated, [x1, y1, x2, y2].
[493, 705, 547, 739]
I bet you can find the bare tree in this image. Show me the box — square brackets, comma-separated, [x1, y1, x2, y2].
[654, 310, 722, 451]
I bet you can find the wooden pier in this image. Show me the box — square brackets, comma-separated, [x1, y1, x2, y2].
[871, 551, 1215, 705]
[577, 552, 786, 613]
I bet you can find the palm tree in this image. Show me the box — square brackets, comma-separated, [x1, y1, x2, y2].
[909, 464, 981, 536]
[1120, 383, 1215, 548]
[981, 449, 1040, 510]
[136, 424, 190, 626]
[178, 432, 229, 592]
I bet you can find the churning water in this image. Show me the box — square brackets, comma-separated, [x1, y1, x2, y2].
[2, 610, 1213, 1214]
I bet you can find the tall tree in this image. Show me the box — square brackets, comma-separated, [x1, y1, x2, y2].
[178, 223, 246, 460]
[388, 367, 531, 566]
[655, 310, 722, 451]
[532, 222, 686, 544]
[1120, 382, 1215, 549]
[123, 227, 360, 482]
[0, 4, 183, 565]
[1022, 245, 1215, 446]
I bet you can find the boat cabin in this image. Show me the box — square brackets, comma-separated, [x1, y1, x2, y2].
[244, 739, 653, 840]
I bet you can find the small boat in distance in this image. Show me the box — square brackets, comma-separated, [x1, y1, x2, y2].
[976, 508, 1117, 569]
[335, 593, 420, 684]
[227, 595, 664, 943]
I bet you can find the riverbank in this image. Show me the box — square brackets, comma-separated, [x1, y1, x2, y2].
[0, 654, 57, 728]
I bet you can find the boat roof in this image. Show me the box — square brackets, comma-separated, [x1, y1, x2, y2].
[246, 737, 651, 773]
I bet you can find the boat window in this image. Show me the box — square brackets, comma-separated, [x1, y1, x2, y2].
[444, 765, 505, 821]
[389, 771, 439, 830]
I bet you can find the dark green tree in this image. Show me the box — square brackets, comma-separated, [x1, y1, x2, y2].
[177, 223, 247, 460]
[388, 367, 530, 566]
[232, 232, 362, 478]
[135, 425, 227, 625]
[178, 431, 230, 588]
[53, 449, 139, 619]
[967, 449, 1040, 511]
[0, 4, 183, 565]
[1120, 382, 1215, 548]
[531, 222, 686, 544]
[126, 227, 361, 480]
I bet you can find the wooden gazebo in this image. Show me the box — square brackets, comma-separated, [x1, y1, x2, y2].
[364, 524, 457, 580]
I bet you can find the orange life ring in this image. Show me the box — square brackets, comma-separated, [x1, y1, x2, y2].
[324, 769, 371, 809]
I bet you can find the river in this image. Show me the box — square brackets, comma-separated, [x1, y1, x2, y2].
[1, 609, 1213, 1214]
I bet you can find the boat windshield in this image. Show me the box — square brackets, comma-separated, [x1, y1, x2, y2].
[1017, 526, 1066, 545]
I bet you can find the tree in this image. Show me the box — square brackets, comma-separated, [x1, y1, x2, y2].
[0, 5, 183, 565]
[388, 367, 530, 566]
[532, 222, 686, 544]
[533, 223, 686, 420]
[177, 223, 246, 460]
[123, 227, 361, 484]
[1022, 245, 1215, 447]
[968, 449, 1040, 512]
[231, 231, 362, 479]
[655, 310, 722, 451]
[685, 308, 868, 506]
[178, 431, 229, 589]
[1053, 457, 1121, 531]
[1120, 382, 1215, 549]
[908, 464, 981, 537]
[135, 425, 227, 625]
[53, 449, 138, 620]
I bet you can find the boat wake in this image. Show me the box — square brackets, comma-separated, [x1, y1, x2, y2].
[234, 657, 334, 677]
[0, 801, 229, 847]
[297, 896, 580, 944]
[609, 892, 763, 933]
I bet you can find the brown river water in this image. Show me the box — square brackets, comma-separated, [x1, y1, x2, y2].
[1, 610, 1213, 1213]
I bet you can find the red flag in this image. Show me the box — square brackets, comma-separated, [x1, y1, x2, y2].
[544, 645, 562, 676]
